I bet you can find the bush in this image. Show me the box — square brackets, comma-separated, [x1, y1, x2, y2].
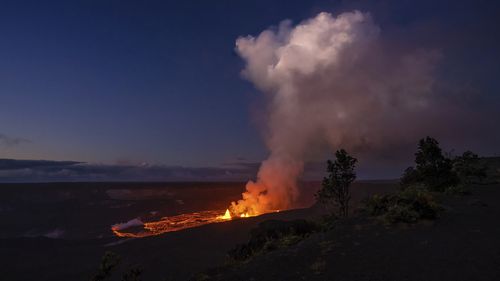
[227, 219, 318, 262]
[122, 266, 143, 281]
[363, 194, 393, 216]
[452, 151, 487, 185]
[363, 186, 441, 224]
[401, 137, 489, 193]
[316, 213, 339, 231]
[91, 252, 145, 281]
[91, 251, 121, 281]
[401, 137, 458, 192]
[444, 184, 471, 196]
[400, 167, 419, 187]
[397, 186, 440, 219]
[385, 204, 421, 223]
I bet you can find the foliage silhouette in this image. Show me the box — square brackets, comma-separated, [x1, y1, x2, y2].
[453, 150, 487, 185]
[401, 137, 458, 191]
[316, 149, 357, 217]
[91, 251, 121, 281]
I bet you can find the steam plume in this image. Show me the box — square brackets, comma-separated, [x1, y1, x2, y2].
[231, 11, 443, 215]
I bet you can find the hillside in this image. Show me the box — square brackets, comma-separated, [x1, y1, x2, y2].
[200, 184, 500, 281]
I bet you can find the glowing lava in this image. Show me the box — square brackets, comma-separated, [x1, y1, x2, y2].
[111, 206, 282, 238]
[112, 208, 248, 238]
[220, 209, 232, 220]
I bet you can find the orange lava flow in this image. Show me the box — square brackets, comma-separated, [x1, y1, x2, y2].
[111, 208, 281, 238]
[112, 209, 236, 238]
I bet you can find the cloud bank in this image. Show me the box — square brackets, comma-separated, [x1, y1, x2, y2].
[230, 10, 480, 215]
[0, 158, 258, 182]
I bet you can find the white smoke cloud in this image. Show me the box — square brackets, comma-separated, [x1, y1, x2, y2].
[230, 10, 448, 215]
[112, 218, 144, 231]
[44, 228, 65, 239]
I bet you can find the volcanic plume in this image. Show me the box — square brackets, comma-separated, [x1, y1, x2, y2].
[229, 10, 445, 216]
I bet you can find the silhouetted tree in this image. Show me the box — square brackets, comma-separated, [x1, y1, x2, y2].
[316, 149, 357, 217]
[453, 151, 487, 184]
[401, 136, 458, 191]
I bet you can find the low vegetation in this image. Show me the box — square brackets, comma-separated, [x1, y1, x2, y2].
[227, 219, 318, 262]
[90, 251, 143, 281]
[400, 137, 458, 191]
[363, 186, 441, 223]
[364, 136, 487, 224]
[401, 136, 486, 192]
[452, 151, 487, 185]
[207, 137, 496, 280]
[91, 251, 121, 281]
[444, 183, 471, 196]
[122, 266, 143, 281]
[226, 137, 489, 266]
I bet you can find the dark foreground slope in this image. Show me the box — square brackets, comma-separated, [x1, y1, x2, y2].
[3, 181, 499, 280]
[202, 184, 500, 281]
[0, 181, 392, 281]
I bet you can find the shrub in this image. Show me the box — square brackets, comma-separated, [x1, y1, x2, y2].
[227, 219, 318, 262]
[363, 186, 441, 224]
[316, 213, 339, 231]
[122, 266, 143, 281]
[400, 167, 419, 187]
[452, 151, 487, 184]
[401, 137, 458, 192]
[91, 251, 121, 281]
[444, 184, 471, 196]
[405, 187, 440, 218]
[385, 204, 420, 223]
[363, 194, 393, 216]
[91, 252, 145, 281]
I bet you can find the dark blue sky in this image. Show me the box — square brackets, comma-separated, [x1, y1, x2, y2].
[1, 0, 500, 180]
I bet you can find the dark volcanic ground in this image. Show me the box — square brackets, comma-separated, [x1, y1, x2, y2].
[5, 181, 499, 281]
[0, 181, 396, 280]
[0, 182, 248, 240]
[0, 182, 247, 280]
[204, 184, 500, 281]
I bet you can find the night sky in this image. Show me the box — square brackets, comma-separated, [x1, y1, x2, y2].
[1, 0, 499, 181]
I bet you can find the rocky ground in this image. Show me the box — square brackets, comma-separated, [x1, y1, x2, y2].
[200, 184, 500, 281]
[2, 180, 499, 280]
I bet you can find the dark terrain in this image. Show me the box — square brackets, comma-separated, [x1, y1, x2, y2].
[1, 166, 499, 280]
[203, 184, 500, 281]
[0, 181, 393, 280]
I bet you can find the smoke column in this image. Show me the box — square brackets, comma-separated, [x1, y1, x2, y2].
[230, 11, 443, 215]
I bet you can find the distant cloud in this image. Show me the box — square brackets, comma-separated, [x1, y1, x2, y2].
[0, 157, 413, 182]
[223, 158, 260, 170]
[0, 158, 258, 182]
[0, 134, 30, 147]
[0, 159, 81, 170]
